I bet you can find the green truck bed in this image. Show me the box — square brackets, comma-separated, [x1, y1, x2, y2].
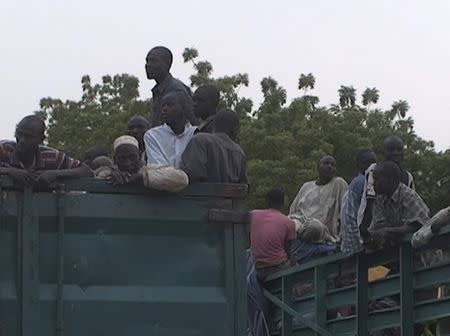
[0, 178, 248, 336]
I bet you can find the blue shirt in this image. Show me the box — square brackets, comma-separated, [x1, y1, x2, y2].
[340, 174, 365, 255]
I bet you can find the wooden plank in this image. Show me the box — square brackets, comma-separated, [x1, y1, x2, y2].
[356, 253, 368, 336]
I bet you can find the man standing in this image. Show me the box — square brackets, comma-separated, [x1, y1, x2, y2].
[0, 115, 91, 186]
[251, 188, 297, 279]
[145, 46, 198, 126]
[368, 161, 429, 249]
[340, 148, 377, 255]
[193, 85, 220, 134]
[289, 155, 348, 242]
[181, 109, 247, 184]
[144, 91, 197, 169]
[127, 115, 150, 161]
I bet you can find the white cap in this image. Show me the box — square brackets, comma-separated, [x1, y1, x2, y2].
[113, 135, 139, 151]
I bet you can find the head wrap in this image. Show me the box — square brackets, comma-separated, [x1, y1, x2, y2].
[113, 135, 139, 152]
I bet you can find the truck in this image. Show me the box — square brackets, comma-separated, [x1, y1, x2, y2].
[0, 177, 248, 336]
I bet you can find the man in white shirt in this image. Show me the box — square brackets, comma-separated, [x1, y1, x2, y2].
[144, 90, 197, 168]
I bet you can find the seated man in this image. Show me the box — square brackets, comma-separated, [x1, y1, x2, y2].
[289, 155, 348, 242]
[250, 188, 296, 279]
[193, 85, 220, 134]
[359, 135, 415, 236]
[367, 161, 429, 249]
[340, 148, 377, 255]
[127, 115, 149, 161]
[144, 91, 197, 169]
[97, 135, 188, 192]
[181, 109, 247, 184]
[0, 115, 91, 186]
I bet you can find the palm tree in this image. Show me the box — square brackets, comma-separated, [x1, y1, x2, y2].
[298, 73, 316, 95]
[391, 100, 410, 118]
[362, 87, 379, 111]
[338, 85, 356, 109]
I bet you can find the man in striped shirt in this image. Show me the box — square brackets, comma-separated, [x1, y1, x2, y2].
[0, 115, 91, 187]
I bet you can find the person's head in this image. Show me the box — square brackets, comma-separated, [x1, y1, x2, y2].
[213, 109, 240, 141]
[81, 145, 109, 166]
[113, 136, 141, 174]
[356, 148, 377, 174]
[383, 135, 404, 164]
[266, 188, 284, 210]
[15, 115, 46, 155]
[145, 46, 173, 80]
[193, 85, 220, 120]
[161, 91, 187, 127]
[127, 115, 149, 145]
[317, 155, 337, 184]
[90, 156, 113, 170]
[373, 161, 401, 196]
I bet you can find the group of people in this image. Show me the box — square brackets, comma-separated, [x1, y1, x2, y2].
[0, 46, 247, 191]
[248, 136, 449, 335]
[250, 134, 449, 279]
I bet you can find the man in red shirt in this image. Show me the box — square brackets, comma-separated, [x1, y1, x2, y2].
[251, 188, 297, 279]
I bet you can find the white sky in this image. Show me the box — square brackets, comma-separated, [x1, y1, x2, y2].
[1, 0, 449, 151]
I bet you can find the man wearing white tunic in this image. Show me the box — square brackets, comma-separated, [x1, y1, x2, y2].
[289, 155, 348, 242]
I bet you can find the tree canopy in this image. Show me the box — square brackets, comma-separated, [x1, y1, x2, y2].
[37, 48, 449, 214]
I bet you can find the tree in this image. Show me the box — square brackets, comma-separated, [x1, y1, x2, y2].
[298, 73, 316, 94]
[38, 48, 449, 213]
[362, 87, 379, 111]
[39, 74, 151, 158]
[338, 85, 357, 109]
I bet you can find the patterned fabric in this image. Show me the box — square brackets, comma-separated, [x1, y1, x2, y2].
[340, 174, 366, 255]
[370, 182, 429, 231]
[0, 140, 81, 171]
[358, 163, 415, 227]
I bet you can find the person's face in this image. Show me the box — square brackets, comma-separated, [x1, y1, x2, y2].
[15, 125, 44, 154]
[145, 51, 166, 80]
[114, 145, 140, 174]
[193, 89, 212, 120]
[359, 151, 377, 173]
[161, 94, 183, 126]
[384, 140, 404, 164]
[373, 168, 390, 195]
[318, 156, 337, 180]
[127, 118, 148, 144]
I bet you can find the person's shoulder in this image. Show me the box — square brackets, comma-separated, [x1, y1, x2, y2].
[38, 145, 63, 157]
[0, 140, 17, 149]
[145, 125, 166, 137]
[333, 176, 348, 187]
[168, 76, 190, 91]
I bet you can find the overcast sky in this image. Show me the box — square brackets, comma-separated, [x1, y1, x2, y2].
[1, 0, 449, 151]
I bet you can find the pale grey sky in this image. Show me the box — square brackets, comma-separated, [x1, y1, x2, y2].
[1, 0, 449, 151]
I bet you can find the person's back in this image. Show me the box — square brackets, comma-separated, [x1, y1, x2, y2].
[181, 109, 247, 184]
[251, 209, 295, 265]
[250, 189, 296, 279]
[182, 132, 246, 183]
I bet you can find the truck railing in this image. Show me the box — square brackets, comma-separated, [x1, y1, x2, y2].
[264, 225, 450, 335]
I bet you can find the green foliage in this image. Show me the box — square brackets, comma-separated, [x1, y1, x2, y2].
[39, 48, 449, 214]
[39, 74, 151, 158]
